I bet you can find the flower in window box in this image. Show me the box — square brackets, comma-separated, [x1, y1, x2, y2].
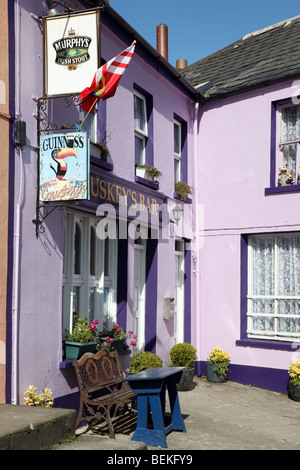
[97, 323, 137, 351]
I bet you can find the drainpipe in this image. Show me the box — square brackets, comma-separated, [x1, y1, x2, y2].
[192, 101, 201, 370]
[11, 0, 24, 405]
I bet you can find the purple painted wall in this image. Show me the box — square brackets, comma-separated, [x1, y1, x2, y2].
[8, 1, 195, 405]
[195, 81, 300, 392]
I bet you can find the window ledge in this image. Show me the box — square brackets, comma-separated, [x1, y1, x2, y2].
[59, 348, 132, 369]
[135, 175, 159, 190]
[236, 338, 300, 351]
[173, 192, 192, 204]
[265, 185, 300, 195]
[90, 155, 113, 171]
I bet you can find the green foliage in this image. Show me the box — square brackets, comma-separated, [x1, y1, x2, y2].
[169, 342, 197, 368]
[66, 317, 98, 343]
[129, 351, 163, 374]
[174, 181, 192, 200]
[207, 346, 230, 378]
[136, 164, 162, 179]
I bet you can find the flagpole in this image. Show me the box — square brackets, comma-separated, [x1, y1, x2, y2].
[80, 96, 98, 128]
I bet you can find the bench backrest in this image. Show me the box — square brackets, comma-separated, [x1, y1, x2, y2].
[72, 350, 123, 393]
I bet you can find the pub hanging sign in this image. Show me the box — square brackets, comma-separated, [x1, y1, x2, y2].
[39, 132, 90, 202]
[43, 10, 100, 97]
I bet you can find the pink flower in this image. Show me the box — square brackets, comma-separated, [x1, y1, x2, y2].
[89, 324, 97, 330]
[93, 319, 99, 324]
[114, 323, 119, 329]
[133, 334, 137, 339]
[131, 340, 137, 346]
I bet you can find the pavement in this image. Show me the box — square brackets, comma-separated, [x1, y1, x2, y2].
[1, 376, 300, 451]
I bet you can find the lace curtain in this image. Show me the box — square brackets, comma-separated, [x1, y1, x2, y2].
[280, 104, 300, 181]
[250, 234, 300, 338]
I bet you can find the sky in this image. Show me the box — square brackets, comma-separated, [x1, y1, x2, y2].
[109, 0, 300, 67]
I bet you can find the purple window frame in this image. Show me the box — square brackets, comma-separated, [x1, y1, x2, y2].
[265, 97, 300, 195]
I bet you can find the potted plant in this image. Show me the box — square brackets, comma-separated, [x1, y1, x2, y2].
[288, 357, 300, 401]
[129, 351, 163, 374]
[207, 346, 230, 383]
[136, 164, 162, 182]
[169, 342, 197, 391]
[174, 181, 192, 201]
[64, 317, 99, 359]
[98, 323, 137, 352]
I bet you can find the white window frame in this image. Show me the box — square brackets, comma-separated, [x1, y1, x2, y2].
[79, 108, 97, 142]
[134, 90, 148, 166]
[276, 102, 300, 186]
[62, 211, 117, 338]
[174, 119, 182, 183]
[247, 233, 300, 342]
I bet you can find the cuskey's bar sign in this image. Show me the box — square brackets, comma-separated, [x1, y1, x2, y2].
[39, 132, 90, 202]
[43, 10, 99, 96]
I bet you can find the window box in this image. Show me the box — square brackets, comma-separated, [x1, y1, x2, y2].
[64, 340, 98, 360]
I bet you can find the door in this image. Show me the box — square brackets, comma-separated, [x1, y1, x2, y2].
[133, 239, 146, 351]
[174, 240, 185, 343]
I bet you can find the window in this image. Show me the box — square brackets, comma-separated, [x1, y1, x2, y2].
[79, 107, 97, 142]
[247, 233, 300, 342]
[174, 120, 182, 183]
[277, 103, 300, 186]
[62, 211, 117, 339]
[134, 90, 148, 166]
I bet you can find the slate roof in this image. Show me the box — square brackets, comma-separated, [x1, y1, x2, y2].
[181, 15, 300, 100]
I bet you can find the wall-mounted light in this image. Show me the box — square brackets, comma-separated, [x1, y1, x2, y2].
[46, 0, 59, 16]
[171, 204, 183, 226]
[46, 0, 74, 16]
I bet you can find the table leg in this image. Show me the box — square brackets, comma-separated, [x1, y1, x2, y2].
[132, 393, 168, 448]
[167, 377, 186, 432]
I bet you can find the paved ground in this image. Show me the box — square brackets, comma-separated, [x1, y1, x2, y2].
[1, 376, 300, 451]
[53, 376, 300, 451]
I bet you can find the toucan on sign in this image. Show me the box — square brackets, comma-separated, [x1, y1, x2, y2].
[43, 10, 99, 96]
[39, 132, 90, 202]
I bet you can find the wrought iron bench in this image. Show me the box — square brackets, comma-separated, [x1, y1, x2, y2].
[72, 349, 136, 437]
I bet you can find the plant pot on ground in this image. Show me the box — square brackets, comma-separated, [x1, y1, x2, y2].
[288, 357, 300, 401]
[169, 342, 197, 391]
[206, 346, 230, 383]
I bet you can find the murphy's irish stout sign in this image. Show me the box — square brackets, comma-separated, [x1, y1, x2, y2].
[39, 132, 90, 202]
[44, 10, 99, 96]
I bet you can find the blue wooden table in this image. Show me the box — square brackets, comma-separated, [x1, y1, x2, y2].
[123, 367, 186, 448]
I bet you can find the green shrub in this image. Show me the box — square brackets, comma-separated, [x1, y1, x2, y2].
[169, 343, 197, 368]
[129, 351, 163, 374]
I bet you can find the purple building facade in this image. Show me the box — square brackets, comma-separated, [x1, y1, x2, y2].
[4, 1, 300, 409]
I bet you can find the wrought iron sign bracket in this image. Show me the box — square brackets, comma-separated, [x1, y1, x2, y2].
[33, 95, 83, 237]
[32, 203, 64, 237]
